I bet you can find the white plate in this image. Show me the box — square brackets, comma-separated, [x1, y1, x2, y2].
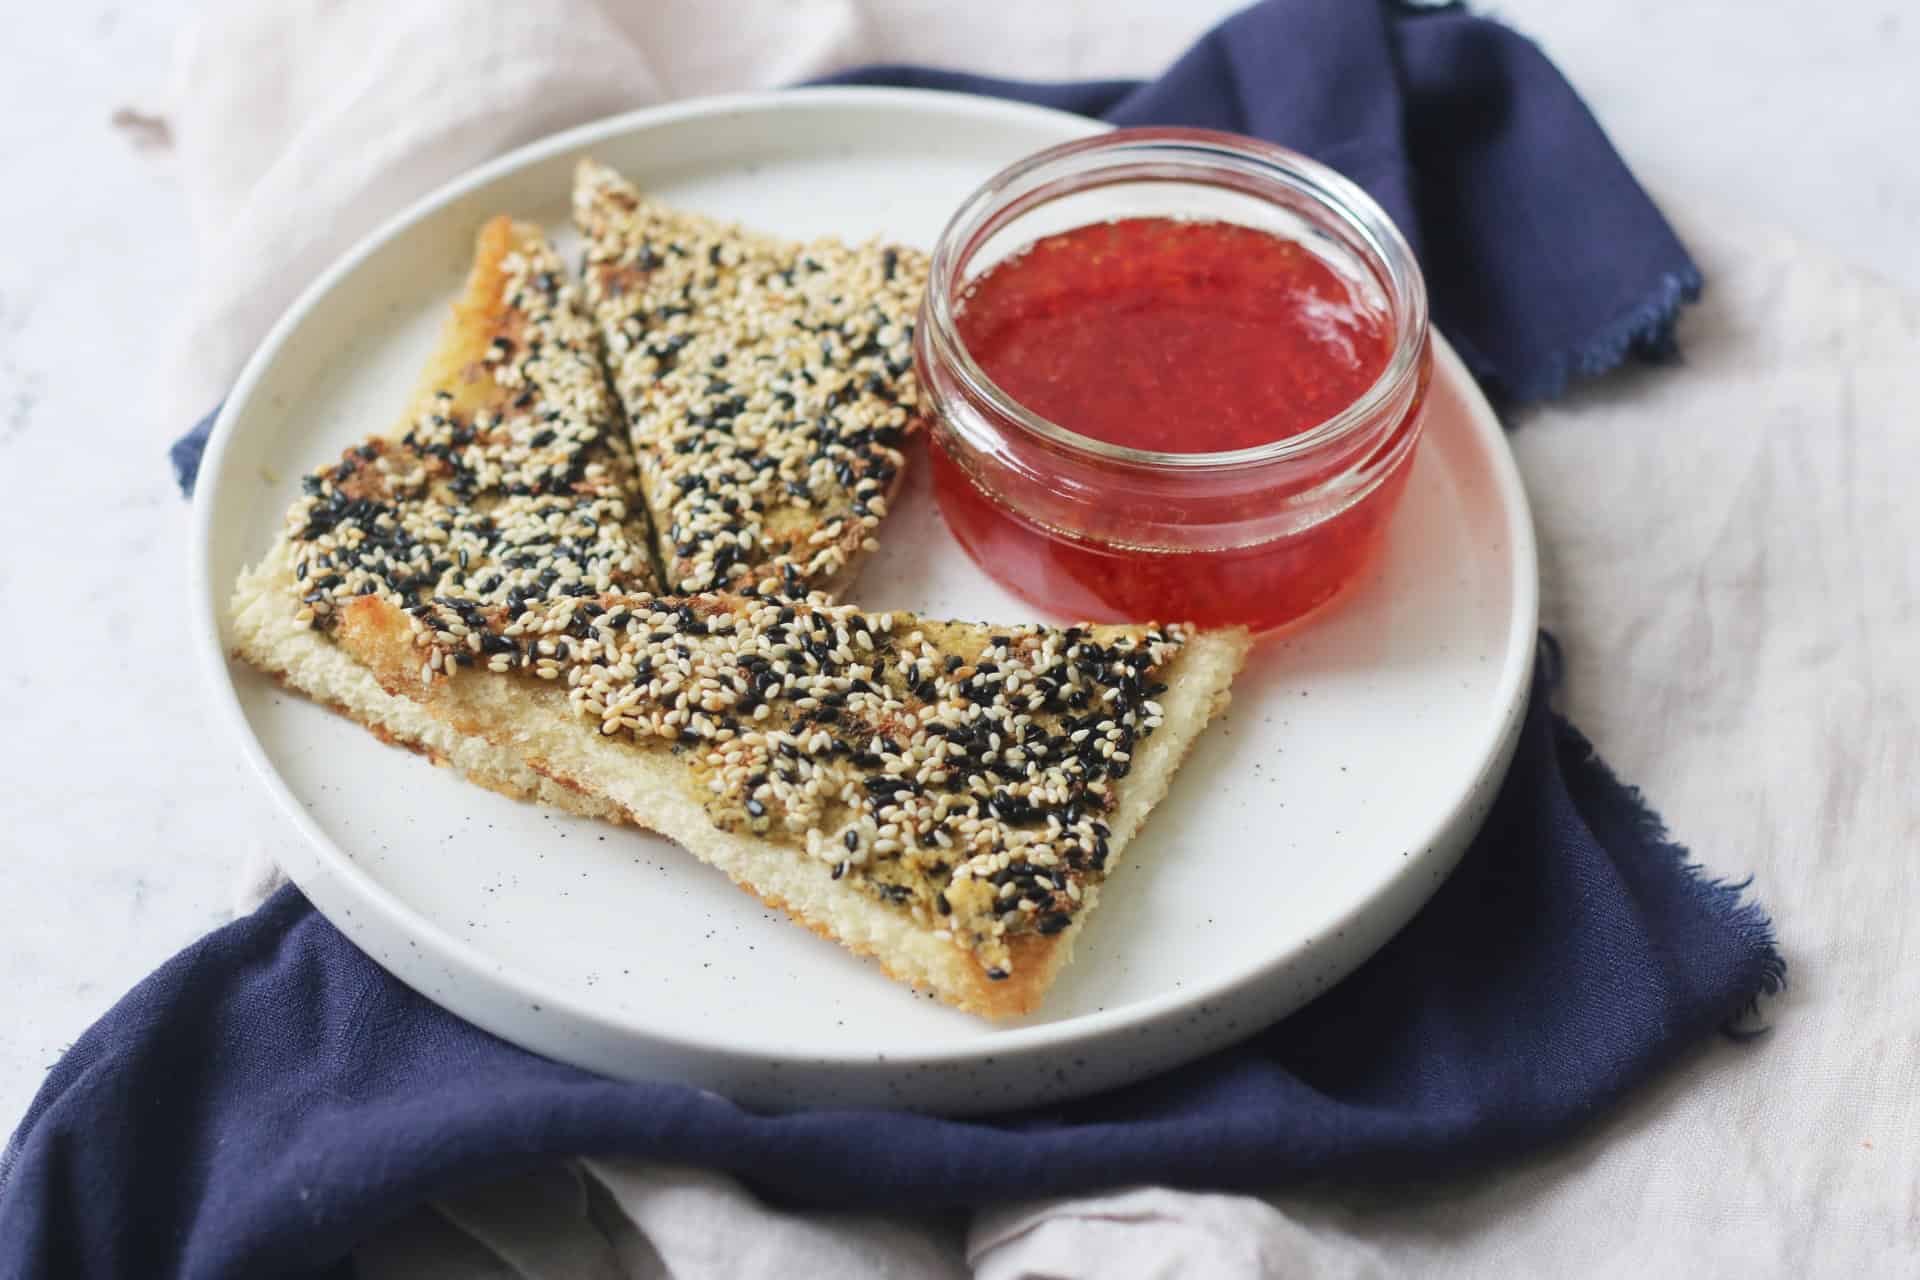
[193, 88, 1537, 1114]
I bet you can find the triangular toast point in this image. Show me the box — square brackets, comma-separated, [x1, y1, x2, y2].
[334, 589, 1245, 1018]
[573, 159, 929, 599]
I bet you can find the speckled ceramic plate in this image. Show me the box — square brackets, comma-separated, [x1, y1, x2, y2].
[191, 88, 1537, 1114]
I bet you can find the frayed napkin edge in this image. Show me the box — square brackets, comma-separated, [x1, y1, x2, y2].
[1496, 266, 1706, 405]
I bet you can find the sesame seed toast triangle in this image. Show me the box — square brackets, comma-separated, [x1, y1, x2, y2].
[572, 159, 928, 599]
[228, 211, 1252, 1021]
[229, 217, 664, 816]
[331, 589, 1248, 1019]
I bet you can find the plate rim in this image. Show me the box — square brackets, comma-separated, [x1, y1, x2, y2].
[191, 85, 1540, 1078]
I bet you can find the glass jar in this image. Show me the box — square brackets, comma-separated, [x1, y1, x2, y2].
[914, 127, 1433, 634]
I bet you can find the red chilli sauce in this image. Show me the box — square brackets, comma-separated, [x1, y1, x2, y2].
[930, 216, 1422, 632]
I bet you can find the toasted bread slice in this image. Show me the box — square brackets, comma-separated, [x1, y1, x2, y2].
[332, 589, 1248, 1018]
[230, 211, 1250, 1019]
[230, 217, 658, 807]
[573, 159, 929, 598]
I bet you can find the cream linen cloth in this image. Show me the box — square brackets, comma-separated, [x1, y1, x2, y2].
[167, 2, 1918, 1275]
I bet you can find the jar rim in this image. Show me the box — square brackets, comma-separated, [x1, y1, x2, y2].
[922, 126, 1430, 473]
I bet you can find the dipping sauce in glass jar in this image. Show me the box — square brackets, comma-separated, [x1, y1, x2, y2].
[916, 128, 1433, 633]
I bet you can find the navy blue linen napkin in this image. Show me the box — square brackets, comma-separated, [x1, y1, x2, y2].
[14, 3, 1770, 1276]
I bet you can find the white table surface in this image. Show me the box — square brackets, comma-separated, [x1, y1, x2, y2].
[2, 0, 1915, 1202]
